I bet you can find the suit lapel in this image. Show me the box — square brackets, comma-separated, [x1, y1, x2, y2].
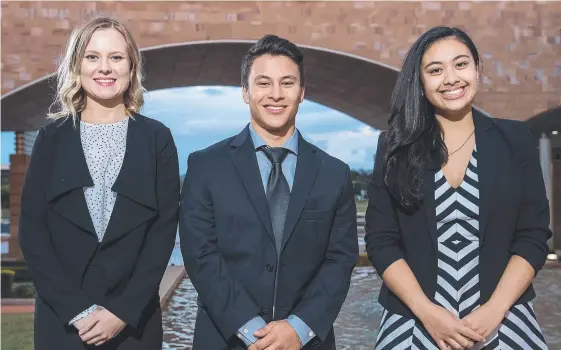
[229, 126, 276, 246]
[48, 118, 97, 237]
[101, 115, 158, 246]
[280, 136, 321, 253]
[473, 110, 497, 247]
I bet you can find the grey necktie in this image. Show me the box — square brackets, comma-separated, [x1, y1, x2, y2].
[261, 146, 291, 252]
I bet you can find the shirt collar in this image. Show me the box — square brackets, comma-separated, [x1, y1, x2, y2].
[249, 123, 299, 156]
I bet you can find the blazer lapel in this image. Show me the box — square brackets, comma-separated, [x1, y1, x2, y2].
[422, 110, 498, 250]
[229, 126, 276, 246]
[280, 136, 321, 253]
[473, 110, 497, 247]
[423, 166, 439, 252]
[48, 118, 97, 237]
[101, 115, 158, 247]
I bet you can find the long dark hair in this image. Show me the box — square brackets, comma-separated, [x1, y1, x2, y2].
[384, 26, 481, 210]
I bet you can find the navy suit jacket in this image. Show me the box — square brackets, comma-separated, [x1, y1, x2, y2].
[179, 125, 359, 349]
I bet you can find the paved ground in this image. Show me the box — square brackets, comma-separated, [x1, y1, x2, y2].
[162, 266, 561, 350]
[532, 266, 561, 348]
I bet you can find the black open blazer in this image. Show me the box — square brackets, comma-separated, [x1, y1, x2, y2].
[18, 113, 179, 349]
[365, 111, 552, 318]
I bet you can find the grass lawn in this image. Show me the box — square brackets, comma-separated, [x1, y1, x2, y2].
[356, 199, 368, 213]
[2, 313, 34, 350]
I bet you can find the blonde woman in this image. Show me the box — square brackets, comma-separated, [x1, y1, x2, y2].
[19, 17, 179, 349]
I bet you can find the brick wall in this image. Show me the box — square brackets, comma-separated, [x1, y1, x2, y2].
[2, 1, 560, 121]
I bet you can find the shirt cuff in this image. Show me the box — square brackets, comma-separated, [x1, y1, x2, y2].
[237, 316, 267, 346]
[69, 304, 99, 325]
[286, 314, 316, 346]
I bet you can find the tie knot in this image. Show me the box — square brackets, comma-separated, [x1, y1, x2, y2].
[261, 146, 290, 164]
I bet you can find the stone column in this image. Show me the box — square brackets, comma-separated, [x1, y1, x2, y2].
[7, 132, 29, 260]
[539, 133, 554, 251]
[554, 151, 561, 253]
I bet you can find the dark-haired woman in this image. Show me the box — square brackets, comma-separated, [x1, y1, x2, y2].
[365, 26, 550, 349]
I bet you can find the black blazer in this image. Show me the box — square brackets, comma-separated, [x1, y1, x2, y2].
[179, 125, 359, 350]
[18, 114, 179, 348]
[365, 111, 552, 318]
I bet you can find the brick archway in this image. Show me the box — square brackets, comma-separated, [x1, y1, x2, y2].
[2, 40, 400, 131]
[2, 1, 560, 130]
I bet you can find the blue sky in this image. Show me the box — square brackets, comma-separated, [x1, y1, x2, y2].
[1, 86, 380, 174]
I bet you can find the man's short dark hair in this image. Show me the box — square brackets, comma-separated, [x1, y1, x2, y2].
[241, 34, 305, 89]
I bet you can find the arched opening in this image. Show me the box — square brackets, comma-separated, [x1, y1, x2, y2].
[1, 41, 399, 132]
[1, 41, 396, 262]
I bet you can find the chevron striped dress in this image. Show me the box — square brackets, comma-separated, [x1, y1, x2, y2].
[375, 146, 548, 350]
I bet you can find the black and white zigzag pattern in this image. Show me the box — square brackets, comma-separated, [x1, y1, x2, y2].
[375, 303, 548, 349]
[375, 147, 548, 350]
[434, 150, 480, 319]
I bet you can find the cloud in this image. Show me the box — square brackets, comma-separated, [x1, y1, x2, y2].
[142, 86, 251, 135]
[201, 87, 226, 96]
[297, 110, 353, 126]
[182, 118, 248, 133]
[305, 126, 380, 169]
[143, 86, 244, 111]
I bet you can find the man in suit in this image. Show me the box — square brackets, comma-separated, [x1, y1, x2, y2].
[179, 34, 359, 350]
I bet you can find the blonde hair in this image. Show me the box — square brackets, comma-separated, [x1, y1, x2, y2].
[48, 16, 145, 122]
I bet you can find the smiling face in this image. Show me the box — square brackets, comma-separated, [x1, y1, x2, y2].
[243, 54, 305, 136]
[421, 37, 479, 119]
[80, 28, 131, 106]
